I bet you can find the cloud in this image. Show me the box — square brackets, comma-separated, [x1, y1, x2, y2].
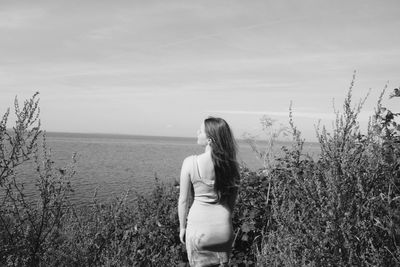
[208, 109, 333, 119]
[0, 6, 45, 29]
[208, 110, 374, 121]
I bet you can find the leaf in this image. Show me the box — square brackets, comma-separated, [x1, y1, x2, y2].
[241, 222, 251, 233]
[241, 234, 248, 241]
[249, 210, 256, 219]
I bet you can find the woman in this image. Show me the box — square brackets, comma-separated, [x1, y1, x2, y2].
[178, 117, 240, 266]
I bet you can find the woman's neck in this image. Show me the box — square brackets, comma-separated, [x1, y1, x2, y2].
[204, 145, 212, 153]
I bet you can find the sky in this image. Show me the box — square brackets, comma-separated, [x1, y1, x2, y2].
[1, 0, 399, 141]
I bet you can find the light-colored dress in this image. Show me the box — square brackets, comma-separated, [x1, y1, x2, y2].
[186, 155, 233, 267]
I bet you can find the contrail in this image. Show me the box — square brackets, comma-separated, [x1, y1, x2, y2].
[157, 16, 306, 49]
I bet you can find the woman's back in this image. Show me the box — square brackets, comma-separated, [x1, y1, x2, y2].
[196, 152, 214, 180]
[186, 154, 234, 265]
[191, 153, 219, 204]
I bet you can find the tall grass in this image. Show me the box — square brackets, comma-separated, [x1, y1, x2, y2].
[256, 77, 400, 266]
[0, 93, 74, 266]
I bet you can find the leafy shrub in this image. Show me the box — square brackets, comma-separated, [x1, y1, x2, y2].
[0, 93, 74, 266]
[257, 77, 400, 266]
[41, 178, 186, 267]
[230, 167, 271, 266]
[231, 103, 296, 266]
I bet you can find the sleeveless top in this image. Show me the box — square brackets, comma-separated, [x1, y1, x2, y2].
[191, 155, 219, 204]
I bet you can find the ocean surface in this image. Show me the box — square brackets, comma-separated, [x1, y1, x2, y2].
[12, 132, 321, 206]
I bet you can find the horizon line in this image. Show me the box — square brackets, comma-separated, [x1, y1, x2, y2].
[42, 130, 319, 143]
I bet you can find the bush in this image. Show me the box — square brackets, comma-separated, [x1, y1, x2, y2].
[46, 180, 186, 266]
[0, 93, 74, 266]
[257, 77, 400, 266]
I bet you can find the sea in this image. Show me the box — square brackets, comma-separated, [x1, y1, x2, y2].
[10, 132, 321, 206]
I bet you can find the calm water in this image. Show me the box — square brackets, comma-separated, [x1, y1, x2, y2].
[13, 132, 320, 206]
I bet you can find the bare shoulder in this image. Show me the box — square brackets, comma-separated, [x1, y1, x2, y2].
[181, 155, 194, 173]
[182, 155, 195, 165]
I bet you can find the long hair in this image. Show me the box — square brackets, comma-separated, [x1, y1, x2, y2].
[204, 117, 240, 204]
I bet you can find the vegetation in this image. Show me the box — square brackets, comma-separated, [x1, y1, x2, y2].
[0, 77, 399, 266]
[0, 93, 75, 266]
[255, 80, 400, 266]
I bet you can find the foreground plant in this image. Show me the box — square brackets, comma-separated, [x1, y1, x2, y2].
[257, 75, 400, 266]
[0, 93, 75, 266]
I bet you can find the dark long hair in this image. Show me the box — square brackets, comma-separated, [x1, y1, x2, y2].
[204, 117, 240, 204]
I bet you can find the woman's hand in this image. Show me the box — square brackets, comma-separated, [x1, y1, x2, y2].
[179, 228, 186, 244]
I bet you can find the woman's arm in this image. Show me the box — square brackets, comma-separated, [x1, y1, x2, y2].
[178, 156, 192, 241]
